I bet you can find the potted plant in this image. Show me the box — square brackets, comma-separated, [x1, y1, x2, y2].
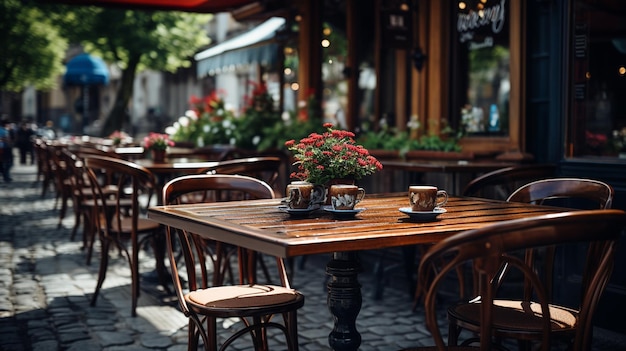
[285, 123, 383, 188]
[143, 132, 174, 162]
[108, 130, 130, 146]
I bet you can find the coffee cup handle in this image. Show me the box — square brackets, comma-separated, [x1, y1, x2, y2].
[436, 190, 448, 207]
[355, 187, 366, 204]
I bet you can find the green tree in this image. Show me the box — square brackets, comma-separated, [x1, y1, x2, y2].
[49, 5, 211, 136]
[0, 0, 67, 92]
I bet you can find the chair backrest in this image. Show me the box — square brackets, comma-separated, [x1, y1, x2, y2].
[507, 177, 614, 210]
[164, 173, 275, 205]
[83, 155, 156, 235]
[59, 148, 87, 197]
[503, 178, 614, 306]
[419, 209, 626, 351]
[200, 156, 283, 190]
[162, 174, 280, 316]
[462, 164, 557, 200]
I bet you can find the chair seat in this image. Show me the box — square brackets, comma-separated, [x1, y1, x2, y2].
[449, 299, 578, 335]
[112, 217, 161, 234]
[186, 284, 304, 316]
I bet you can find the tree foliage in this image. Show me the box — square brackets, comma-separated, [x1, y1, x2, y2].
[0, 0, 67, 92]
[47, 5, 211, 135]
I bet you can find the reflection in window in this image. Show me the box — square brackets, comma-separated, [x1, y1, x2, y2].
[452, 0, 510, 136]
[570, 0, 626, 158]
[321, 20, 349, 128]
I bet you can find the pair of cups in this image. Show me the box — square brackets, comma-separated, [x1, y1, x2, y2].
[409, 185, 448, 212]
[286, 181, 365, 211]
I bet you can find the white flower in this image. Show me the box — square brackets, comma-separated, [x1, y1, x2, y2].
[203, 125, 210, 133]
[185, 110, 197, 119]
[178, 116, 190, 127]
[281, 111, 291, 122]
[252, 135, 261, 145]
[165, 126, 176, 135]
[407, 119, 420, 130]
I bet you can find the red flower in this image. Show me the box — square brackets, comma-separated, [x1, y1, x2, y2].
[285, 124, 382, 184]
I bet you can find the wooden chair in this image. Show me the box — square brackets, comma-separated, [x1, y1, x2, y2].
[200, 156, 282, 191]
[446, 178, 615, 351]
[83, 155, 168, 317]
[47, 144, 74, 229]
[462, 163, 557, 200]
[400, 209, 626, 351]
[506, 177, 613, 209]
[162, 174, 304, 351]
[411, 164, 558, 307]
[59, 148, 92, 242]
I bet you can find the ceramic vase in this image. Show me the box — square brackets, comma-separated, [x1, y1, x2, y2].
[151, 149, 166, 163]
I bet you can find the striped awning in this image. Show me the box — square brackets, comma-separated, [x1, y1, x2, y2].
[195, 17, 285, 77]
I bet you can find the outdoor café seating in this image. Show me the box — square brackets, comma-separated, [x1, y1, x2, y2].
[83, 155, 167, 317]
[162, 174, 304, 351]
[445, 178, 615, 350]
[400, 209, 626, 351]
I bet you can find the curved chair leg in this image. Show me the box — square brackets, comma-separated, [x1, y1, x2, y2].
[91, 236, 110, 307]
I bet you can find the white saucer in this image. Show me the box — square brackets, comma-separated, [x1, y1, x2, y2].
[323, 205, 365, 219]
[399, 207, 447, 221]
[278, 205, 320, 216]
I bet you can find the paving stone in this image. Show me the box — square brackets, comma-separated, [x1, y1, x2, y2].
[139, 332, 173, 348]
[95, 331, 134, 347]
[30, 340, 59, 351]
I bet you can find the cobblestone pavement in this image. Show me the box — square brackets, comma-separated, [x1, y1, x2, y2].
[1, 156, 626, 351]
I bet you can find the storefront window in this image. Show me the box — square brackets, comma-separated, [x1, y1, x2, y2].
[569, 0, 626, 158]
[451, 0, 510, 136]
[321, 19, 349, 127]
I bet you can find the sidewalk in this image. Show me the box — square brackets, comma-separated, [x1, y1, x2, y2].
[1, 157, 626, 350]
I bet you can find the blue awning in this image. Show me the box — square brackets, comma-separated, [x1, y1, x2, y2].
[63, 53, 110, 86]
[195, 17, 285, 77]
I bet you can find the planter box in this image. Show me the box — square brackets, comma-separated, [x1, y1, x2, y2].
[405, 150, 474, 161]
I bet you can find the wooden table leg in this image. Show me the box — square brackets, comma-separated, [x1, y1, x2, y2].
[326, 251, 362, 351]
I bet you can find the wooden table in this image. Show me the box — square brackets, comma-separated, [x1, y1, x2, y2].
[147, 193, 570, 351]
[135, 158, 219, 175]
[380, 160, 517, 194]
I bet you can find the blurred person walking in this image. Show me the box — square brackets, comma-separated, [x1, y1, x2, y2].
[16, 121, 35, 165]
[0, 117, 15, 183]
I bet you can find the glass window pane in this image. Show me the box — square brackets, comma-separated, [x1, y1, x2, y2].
[570, 0, 626, 158]
[451, 0, 510, 136]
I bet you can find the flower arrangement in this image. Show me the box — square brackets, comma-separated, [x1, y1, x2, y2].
[165, 84, 324, 152]
[230, 82, 283, 150]
[143, 132, 174, 151]
[108, 130, 130, 146]
[585, 130, 608, 154]
[166, 91, 237, 147]
[285, 123, 383, 185]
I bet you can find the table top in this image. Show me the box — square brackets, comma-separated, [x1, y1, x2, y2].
[135, 158, 219, 174]
[147, 193, 571, 258]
